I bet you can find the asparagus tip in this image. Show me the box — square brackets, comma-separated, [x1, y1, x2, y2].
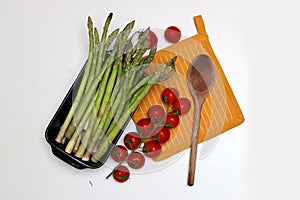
[139, 28, 150, 41]
[94, 27, 99, 44]
[173, 55, 178, 62]
[87, 16, 93, 28]
[170, 56, 177, 69]
[122, 20, 135, 34]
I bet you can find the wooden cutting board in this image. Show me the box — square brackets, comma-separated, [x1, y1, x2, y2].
[132, 15, 244, 161]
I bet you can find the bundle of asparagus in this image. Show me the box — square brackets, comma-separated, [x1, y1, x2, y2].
[54, 13, 177, 163]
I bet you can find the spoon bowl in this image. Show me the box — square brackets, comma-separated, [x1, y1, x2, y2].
[187, 54, 215, 186]
[187, 54, 215, 97]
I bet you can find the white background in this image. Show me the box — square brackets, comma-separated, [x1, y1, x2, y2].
[0, 0, 299, 199]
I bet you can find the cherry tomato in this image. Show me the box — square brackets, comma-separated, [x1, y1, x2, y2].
[127, 152, 145, 169]
[161, 87, 179, 105]
[152, 127, 170, 143]
[164, 26, 181, 43]
[148, 105, 166, 123]
[146, 30, 158, 49]
[136, 118, 153, 138]
[123, 132, 142, 150]
[165, 113, 180, 128]
[110, 145, 128, 162]
[113, 165, 130, 183]
[143, 141, 162, 158]
[173, 98, 191, 115]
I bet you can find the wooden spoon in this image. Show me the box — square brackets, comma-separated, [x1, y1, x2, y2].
[187, 54, 215, 186]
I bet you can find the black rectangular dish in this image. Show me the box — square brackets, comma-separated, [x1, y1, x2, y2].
[45, 62, 131, 170]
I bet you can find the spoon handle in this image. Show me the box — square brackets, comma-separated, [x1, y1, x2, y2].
[187, 101, 202, 186]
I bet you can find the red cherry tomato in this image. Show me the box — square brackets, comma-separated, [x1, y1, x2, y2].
[146, 30, 158, 49]
[136, 118, 153, 138]
[123, 132, 142, 150]
[173, 98, 191, 115]
[164, 26, 181, 43]
[142, 141, 162, 158]
[165, 113, 180, 128]
[110, 145, 128, 162]
[113, 165, 130, 183]
[152, 127, 170, 143]
[148, 105, 166, 123]
[161, 87, 179, 105]
[127, 152, 145, 169]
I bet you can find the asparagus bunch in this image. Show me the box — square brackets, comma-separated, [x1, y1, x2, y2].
[54, 13, 177, 163]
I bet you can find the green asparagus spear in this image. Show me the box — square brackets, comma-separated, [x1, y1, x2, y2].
[55, 16, 94, 143]
[86, 27, 100, 90]
[96, 13, 113, 75]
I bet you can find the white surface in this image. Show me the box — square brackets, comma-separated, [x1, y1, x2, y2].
[0, 0, 299, 199]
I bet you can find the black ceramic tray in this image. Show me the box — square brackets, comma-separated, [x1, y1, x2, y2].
[45, 62, 131, 170]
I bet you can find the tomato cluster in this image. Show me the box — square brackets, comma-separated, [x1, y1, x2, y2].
[109, 87, 191, 183]
[109, 143, 145, 183]
[161, 87, 192, 116]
